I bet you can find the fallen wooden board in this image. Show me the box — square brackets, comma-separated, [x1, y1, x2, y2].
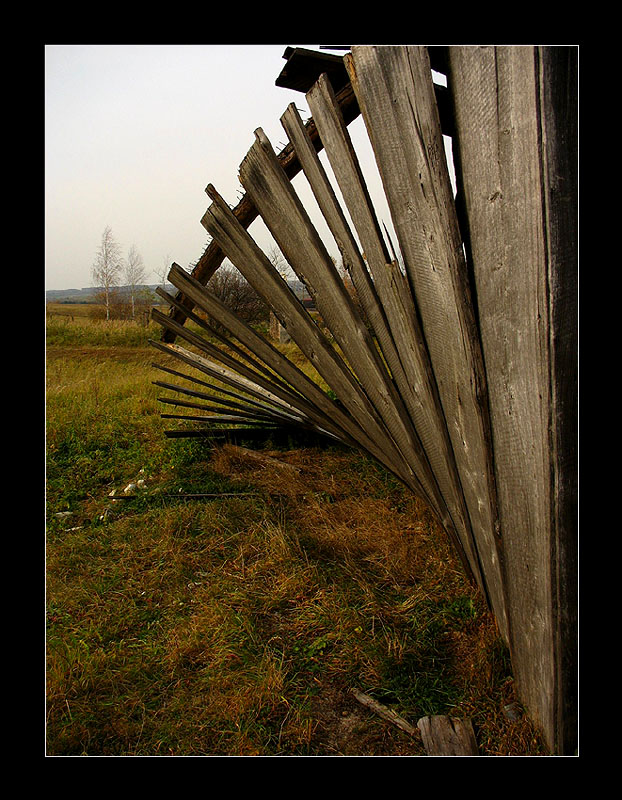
[350, 688, 417, 737]
[222, 444, 301, 473]
[416, 715, 479, 756]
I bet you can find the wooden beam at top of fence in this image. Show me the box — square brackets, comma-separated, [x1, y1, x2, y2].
[303, 73, 484, 595]
[160, 82, 362, 343]
[345, 45, 507, 641]
[446, 45, 577, 756]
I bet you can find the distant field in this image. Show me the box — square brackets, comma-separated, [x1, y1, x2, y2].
[45, 314, 547, 756]
[47, 302, 99, 318]
[46, 301, 168, 319]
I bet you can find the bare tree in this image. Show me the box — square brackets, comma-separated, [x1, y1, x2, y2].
[124, 244, 146, 318]
[92, 226, 123, 321]
[155, 254, 172, 289]
[267, 243, 290, 281]
[205, 260, 269, 333]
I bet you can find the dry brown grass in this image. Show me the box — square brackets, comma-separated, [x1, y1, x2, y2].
[46, 331, 548, 755]
[206, 444, 547, 756]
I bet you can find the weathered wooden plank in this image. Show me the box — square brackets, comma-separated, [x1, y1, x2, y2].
[350, 688, 417, 737]
[416, 715, 479, 756]
[158, 396, 295, 423]
[305, 73, 483, 592]
[155, 285, 299, 397]
[152, 362, 296, 417]
[200, 185, 420, 490]
[162, 262, 367, 447]
[280, 99, 471, 544]
[161, 82, 361, 342]
[280, 101, 396, 377]
[237, 126, 448, 517]
[346, 45, 507, 639]
[447, 45, 577, 755]
[155, 379, 296, 418]
[156, 392, 303, 424]
[149, 338, 313, 426]
[157, 282, 325, 417]
[151, 307, 313, 418]
[160, 413, 278, 426]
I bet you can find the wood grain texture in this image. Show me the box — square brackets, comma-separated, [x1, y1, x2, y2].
[161, 83, 361, 342]
[148, 44, 576, 755]
[161, 264, 361, 445]
[199, 185, 417, 488]
[346, 46, 506, 636]
[447, 45, 577, 754]
[237, 127, 444, 508]
[305, 73, 483, 591]
[417, 715, 479, 756]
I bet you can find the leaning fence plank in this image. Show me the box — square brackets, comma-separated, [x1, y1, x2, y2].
[152, 364, 296, 417]
[346, 45, 507, 639]
[150, 339, 310, 425]
[280, 100, 461, 529]
[237, 127, 449, 520]
[306, 72, 483, 592]
[161, 80, 362, 342]
[162, 262, 367, 448]
[447, 45, 577, 755]
[156, 394, 304, 424]
[154, 380, 297, 423]
[155, 285, 296, 396]
[151, 307, 313, 417]
[201, 185, 419, 490]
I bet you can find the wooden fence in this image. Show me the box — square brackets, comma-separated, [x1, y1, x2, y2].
[151, 45, 578, 755]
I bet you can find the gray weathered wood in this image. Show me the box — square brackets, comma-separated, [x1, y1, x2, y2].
[350, 688, 417, 737]
[345, 45, 507, 639]
[150, 338, 311, 426]
[447, 45, 577, 755]
[151, 308, 313, 419]
[159, 268, 355, 442]
[237, 127, 448, 517]
[417, 715, 479, 756]
[156, 395, 303, 424]
[305, 73, 483, 592]
[152, 366, 297, 418]
[161, 81, 362, 342]
[200, 184, 420, 490]
[148, 43, 576, 755]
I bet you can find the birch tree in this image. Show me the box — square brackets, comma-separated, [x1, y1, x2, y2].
[92, 226, 122, 321]
[124, 244, 146, 318]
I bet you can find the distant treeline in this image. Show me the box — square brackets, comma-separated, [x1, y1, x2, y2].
[46, 285, 173, 304]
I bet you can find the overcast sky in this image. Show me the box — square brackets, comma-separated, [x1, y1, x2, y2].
[45, 44, 450, 291]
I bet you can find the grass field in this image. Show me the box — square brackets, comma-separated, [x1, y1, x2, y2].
[45, 306, 548, 756]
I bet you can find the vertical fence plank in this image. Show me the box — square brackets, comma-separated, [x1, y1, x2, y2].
[537, 45, 578, 757]
[447, 45, 577, 754]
